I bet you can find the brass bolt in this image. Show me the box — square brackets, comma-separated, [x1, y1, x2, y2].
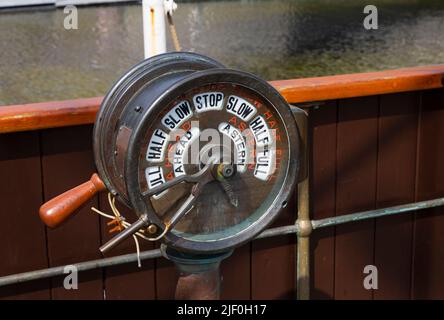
[147, 224, 158, 234]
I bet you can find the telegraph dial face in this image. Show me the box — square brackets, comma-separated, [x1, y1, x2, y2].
[126, 70, 299, 253]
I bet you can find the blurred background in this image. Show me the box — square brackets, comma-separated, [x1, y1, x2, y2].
[0, 0, 443, 105]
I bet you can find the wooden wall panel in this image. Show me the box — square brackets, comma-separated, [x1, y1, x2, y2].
[220, 244, 251, 300]
[309, 101, 337, 299]
[155, 251, 177, 299]
[413, 88, 444, 299]
[373, 93, 419, 299]
[334, 96, 378, 299]
[41, 125, 103, 299]
[0, 132, 50, 299]
[3, 90, 444, 300]
[251, 193, 297, 299]
[99, 195, 156, 300]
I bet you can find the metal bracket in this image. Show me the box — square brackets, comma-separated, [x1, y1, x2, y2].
[290, 105, 309, 183]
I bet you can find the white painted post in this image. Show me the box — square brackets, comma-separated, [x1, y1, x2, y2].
[142, 0, 167, 59]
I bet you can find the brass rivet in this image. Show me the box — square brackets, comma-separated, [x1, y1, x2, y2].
[147, 224, 158, 234]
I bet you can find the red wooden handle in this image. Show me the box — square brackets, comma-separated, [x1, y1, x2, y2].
[39, 173, 106, 228]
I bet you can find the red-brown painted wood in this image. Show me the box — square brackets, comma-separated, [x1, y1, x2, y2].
[1, 66, 443, 134]
[412, 88, 444, 299]
[251, 192, 297, 299]
[41, 125, 103, 299]
[0, 132, 50, 299]
[99, 195, 156, 300]
[2, 90, 444, 300]
[309, 101, 337, 299]
[0, 97, 101, 134]
[155, 253, 178, 299]
[272, 65, 444, 106]
[334, 96, 378, 299]
[220, 244, 251, 300]
[373, 92, 419, 299]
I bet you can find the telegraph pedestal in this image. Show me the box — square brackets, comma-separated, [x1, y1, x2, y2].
[162, 245, 232, 300]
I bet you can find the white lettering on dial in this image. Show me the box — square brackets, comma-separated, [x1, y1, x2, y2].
[162, 101, 193, 130]
[226, 95, 257, 121]
[193, 92, 224, 113]
[146, 129, 169, 162]
[254, 146, 276, 181]
[218, 122, 247, 173]
[173, 127, 200, 177]
[145, 166, 167, 199]
[249, 115, 272, 147]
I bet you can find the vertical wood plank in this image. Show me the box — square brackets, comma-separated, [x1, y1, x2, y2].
[155, 251, 177, 299]
[220, 244, 251, 300]
[0, 132, 50, 299]
[99, 196, 156, 300]
[309, 101, 337, 299]
[41, 125, 103, 299]
[373, 92, 419, 299]
[251, 192, 297, 299]
[413, 88, 444, 299]
[334, 96, 378, 299]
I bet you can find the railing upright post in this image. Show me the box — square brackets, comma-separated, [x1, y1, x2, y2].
[292, 106, 312, 300]
[142, 0, 167, 58]
[296, 176, 311, 300]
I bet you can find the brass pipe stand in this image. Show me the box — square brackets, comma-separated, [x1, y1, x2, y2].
[161, 245, 232, 300]
[292, 106, 311, 300]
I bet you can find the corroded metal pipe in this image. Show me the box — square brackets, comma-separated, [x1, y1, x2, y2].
[0, 249, 162, 287]
[161, 245, 232, 300]
[1, 196, 444, 288]
[311, 197, 444, 230]
[175, 267, 221, 300]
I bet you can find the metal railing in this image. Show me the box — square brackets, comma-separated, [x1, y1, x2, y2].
[1, 196, 443, 296]
[1, 66, 444, 298]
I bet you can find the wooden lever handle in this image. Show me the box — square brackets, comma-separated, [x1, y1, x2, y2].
[39, 173, 106, 228]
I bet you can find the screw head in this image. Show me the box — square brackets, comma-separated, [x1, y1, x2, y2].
[222, 164, 235, 178]
[147, 224, 158, 234]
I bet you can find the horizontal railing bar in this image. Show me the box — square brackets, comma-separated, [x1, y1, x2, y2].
[0, 225, 299, 287]
[0, 196, 443, 287]
[256, 225, 298, 239]
[0, 249, 162, 287]
[1, 65, 443, 134]
[311, 197, 444, 230]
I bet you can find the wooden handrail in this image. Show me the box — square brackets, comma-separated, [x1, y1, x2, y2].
[270, 64, 444, 104]
[0, 97, 101, 134]
[1, 65, 443, 134]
